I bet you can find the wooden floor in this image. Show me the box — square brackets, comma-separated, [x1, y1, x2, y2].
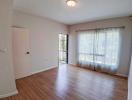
[2, 64, 128, 100]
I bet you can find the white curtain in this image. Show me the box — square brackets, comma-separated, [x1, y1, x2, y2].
[77, 28, 122, 74]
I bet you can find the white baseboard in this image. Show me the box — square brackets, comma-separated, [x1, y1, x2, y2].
[0, 90, 18, 98]
[15, 72, 32, 79]
[16, 66, 57, 79]
[116, 73, 128, 78]
[32, 66, 57, 75]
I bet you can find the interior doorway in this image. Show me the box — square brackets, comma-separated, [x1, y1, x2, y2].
[59, 33, 68, 64]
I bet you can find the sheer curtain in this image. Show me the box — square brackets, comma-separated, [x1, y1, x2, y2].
[77, 28, 122, 74]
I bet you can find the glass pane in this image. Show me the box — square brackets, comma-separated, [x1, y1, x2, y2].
[59, 34, 67, 63]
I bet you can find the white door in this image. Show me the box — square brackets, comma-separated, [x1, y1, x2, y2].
[12, 27, 31, 79]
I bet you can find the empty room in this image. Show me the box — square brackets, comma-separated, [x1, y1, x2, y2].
[0, 0, 132, 100]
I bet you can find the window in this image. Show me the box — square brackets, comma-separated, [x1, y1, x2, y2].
[78, 28, 122, 73]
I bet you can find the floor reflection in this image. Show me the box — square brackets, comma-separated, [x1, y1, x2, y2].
[55, 64, 127, 100]
[55, 64, 69, 96]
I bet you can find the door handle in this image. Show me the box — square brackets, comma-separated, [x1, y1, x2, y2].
[26, 52, 30, 54]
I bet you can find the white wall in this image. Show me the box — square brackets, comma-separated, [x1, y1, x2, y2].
[69, 17, 132, 76]
[128, 56, 132, 100]
[13, 11, 67, 76]
[0, 0, 17, 98]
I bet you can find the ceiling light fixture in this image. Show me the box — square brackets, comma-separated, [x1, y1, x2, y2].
[66, 0, 77, 7]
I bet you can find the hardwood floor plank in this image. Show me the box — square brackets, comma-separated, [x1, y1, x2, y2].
[1, 64, 128, 100]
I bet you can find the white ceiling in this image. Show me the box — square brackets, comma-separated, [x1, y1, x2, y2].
[13, 0, 132, 25]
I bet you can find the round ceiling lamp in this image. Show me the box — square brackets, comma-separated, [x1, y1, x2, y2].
[66, 0, 77, 7]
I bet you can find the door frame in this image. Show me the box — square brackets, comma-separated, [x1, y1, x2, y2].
[66, 34, 69, 64]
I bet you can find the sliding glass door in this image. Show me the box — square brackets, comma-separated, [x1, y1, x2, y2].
[77, 28, 122, 74]
[59, 34, 68, 64]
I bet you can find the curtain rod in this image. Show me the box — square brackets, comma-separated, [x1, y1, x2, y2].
[76, 26, 125, 32]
